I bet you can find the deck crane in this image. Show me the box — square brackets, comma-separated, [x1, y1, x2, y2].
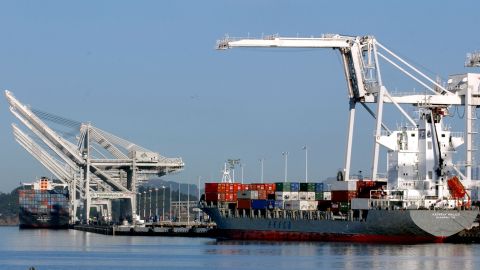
[5, 90, 185, 223]
[217, 34, 480, 188]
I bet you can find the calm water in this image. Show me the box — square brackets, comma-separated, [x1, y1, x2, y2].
[0, 227, 479, 270]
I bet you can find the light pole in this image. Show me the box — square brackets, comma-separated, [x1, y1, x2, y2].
[155, 188, 159, 219]
[169, 184, 172, 221]
[303, 145, 308, 183]
[240, 163, 245, 184]
[143, 191, 146, 219]
[149, 189, 152, 219]
[259, 158, 264, 183]
[161, 186, 165, 221]
[178, 182, 181, 222]
[187, 184, 190, 225]
[282, 152, 289, 183]
[137, 192, 141, 218]
[197, 176, 201, 200]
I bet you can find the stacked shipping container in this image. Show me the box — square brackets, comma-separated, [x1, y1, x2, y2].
[204, 180, 387, 214]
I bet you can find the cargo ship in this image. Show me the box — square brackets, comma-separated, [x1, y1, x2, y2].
[201, 108, 480, 243]
[18, 177, 70, 229]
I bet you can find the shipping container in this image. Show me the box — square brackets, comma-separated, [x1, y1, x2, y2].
[251, 199, 268, 209]
[205, 183, 219, 193]
[330, 181, 357, 191]
[308, 201, 318, 210]
[275, 191, 291, 200]
[237, 190, 258, 200]
[315, 183, 325, 192]
[257, 190, 267, 200]
[339, 202, 351, 212]
[300, 183, 316, 192]
[275, 182, 290, 192]
[290, 192, 299, 200]
[298, 191, 308, 200]
[331, 191, 358, 202]
[274, 200, 285, 209]
[237, 199, 251, 209]
[284, 200, 309, 210]
[290, 182, 300, 192]
[323, 191, 332, 200]
[267, 200, 276, 210]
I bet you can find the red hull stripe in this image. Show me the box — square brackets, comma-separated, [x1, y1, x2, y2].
[217, 229, 445, 244]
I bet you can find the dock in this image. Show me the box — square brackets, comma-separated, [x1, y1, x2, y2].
[73, 221, 217, 237]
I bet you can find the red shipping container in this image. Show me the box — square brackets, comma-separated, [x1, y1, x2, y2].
[331, 191, 357, 202]
[257, 190, 267, 200]
[224, 192, 236, 202]
[265, 183, 275, 192]
[237, 199, 251, 209]
[205, 192, 221, 201]
[218, 183, 226, 192]
[233, 183, 242, 192]
[205, 183, 219, 193]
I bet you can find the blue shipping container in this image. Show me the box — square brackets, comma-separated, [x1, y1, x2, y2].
[274, 200, 284, 209]
[267, 200, 276, 209]
[315, 183, 324, 192]
[251, 199, 268, 209]
[290, 182, 300, 192]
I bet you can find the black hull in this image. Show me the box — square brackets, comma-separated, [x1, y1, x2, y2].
[19, 211, 69, 229]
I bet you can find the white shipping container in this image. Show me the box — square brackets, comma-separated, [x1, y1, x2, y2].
[284, 200, 310, 210]
[307, 192, 316, 201]
[275, 191, 291, 200]
[323, 192, 332, 200]
[308, 201, 318, 210]
[237, 190, 258, 199]
[298, 192, 308, 200]
[290, 192, 299, 200]
[330, 180, 357, 191]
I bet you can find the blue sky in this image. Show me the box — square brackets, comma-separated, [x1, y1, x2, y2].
[0, 1, 479, 192]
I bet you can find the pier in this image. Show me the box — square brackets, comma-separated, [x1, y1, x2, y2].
[73, 221, 217, 237]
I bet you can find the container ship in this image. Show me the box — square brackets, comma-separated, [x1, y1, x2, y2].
[18, 177, 70, 229]
[201, 108, 480, 243]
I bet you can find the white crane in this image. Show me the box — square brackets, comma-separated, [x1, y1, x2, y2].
[5, 90, 185, 223]
[217, 34, 480, 187]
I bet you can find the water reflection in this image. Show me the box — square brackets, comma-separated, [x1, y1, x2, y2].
[0, 227, 478, 270]
[207, 240, 478, 270]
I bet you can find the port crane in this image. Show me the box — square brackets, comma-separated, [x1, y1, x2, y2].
[5, 90, 184, 223]
[217, 34, 480, 192]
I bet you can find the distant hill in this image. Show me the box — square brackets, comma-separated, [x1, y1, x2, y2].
[0, 188, 20, 225]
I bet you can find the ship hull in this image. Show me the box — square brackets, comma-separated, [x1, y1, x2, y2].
[203, 208, 478, 243]
[19, 210, 69, 229]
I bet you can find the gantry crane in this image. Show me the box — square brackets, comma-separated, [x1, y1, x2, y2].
[5, 90, 184, 223]
[217, 34, 480, 187]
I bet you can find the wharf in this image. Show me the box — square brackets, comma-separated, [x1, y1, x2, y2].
[73, 221, 217, 237]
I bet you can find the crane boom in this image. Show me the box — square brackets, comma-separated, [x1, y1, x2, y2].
[218, 34, 376, 102]
[5, 90, 85, 166]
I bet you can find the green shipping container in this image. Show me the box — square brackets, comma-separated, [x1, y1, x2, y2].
[315, 192, 324, 200]
[275, 182, 291, 192]
[299, 183, 316, 192]
[339, 202, 350, 212]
